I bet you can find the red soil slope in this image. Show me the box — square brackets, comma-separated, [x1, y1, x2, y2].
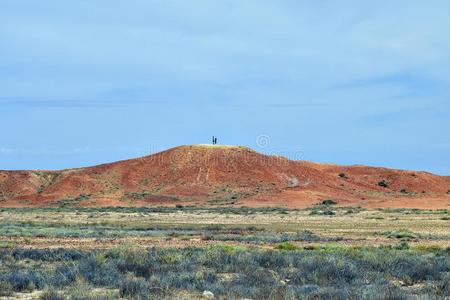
[1, 145, 449, 208]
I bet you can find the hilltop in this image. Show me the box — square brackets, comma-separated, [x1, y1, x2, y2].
[1, 145, 449, 208]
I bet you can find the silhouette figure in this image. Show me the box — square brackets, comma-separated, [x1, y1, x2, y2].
[214, 137, 218, 145]
[212, 136, 216, 145]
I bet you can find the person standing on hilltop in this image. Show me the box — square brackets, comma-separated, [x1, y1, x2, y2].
[212, 136, 216, 145]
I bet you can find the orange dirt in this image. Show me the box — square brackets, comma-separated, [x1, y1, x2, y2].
[1, 145, 449, 209]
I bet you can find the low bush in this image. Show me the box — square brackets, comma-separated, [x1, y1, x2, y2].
[274, 242, 301, 251]
[383, 230, 418, 239]
[394, 241, 410, 250]
[1, 271, 45, 292]
[0, 281, 13, 296]
[1, 246, 449, 299]
[39, 288, 64, 300]
[119, 277, 150, 299]
[65, 280, 94, 300]
[378, 180, 389, 188]
[322, 199, 337, 205]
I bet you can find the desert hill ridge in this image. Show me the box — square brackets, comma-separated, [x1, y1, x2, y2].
[1, 144, 449, 208]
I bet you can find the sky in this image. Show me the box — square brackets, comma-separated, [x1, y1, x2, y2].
[1, 1, 450, 175]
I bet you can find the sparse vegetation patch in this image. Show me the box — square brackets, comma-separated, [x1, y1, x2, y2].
[322, 199, 337, 205]
[378, 180, 389, 188]
[57, 194, 91, 208]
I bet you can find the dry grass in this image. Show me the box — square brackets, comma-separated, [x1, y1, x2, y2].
[0, 207, 448, 249]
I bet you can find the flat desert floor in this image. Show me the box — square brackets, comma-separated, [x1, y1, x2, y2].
[0, 205, 449, 299]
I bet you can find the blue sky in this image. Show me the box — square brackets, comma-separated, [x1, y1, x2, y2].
[1, 1, 450, 174]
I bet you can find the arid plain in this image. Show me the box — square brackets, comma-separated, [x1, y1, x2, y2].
[1, 146, 449, 299]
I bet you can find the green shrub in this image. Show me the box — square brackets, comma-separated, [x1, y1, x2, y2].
[394, 241, 410, 250]
[322, 199, 337, 205]
[385, 230, 417, 239]
[378, 180, 389, 188]
[275, 242, 301, 251]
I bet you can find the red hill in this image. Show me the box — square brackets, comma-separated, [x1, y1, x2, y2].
[1, 145, 449, 208]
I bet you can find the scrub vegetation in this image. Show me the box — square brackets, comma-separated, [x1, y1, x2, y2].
[0, 206, 449, 299]
[0, 246, 449, 299]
